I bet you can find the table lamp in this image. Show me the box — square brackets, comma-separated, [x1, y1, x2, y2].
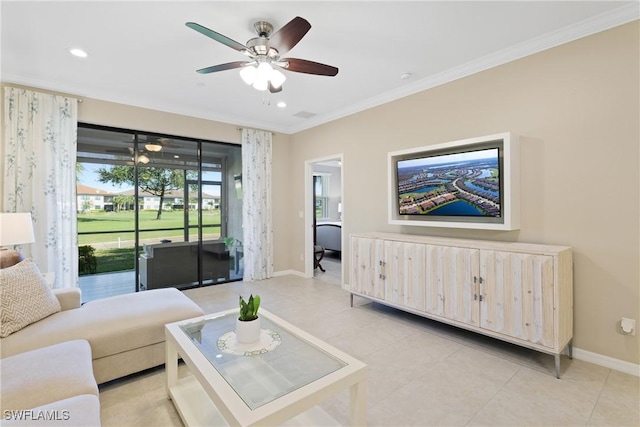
[0, 212, 35, 268]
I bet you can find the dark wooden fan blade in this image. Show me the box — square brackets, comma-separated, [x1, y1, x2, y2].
[282, 58, 338, 76]
[196, 61, 249, 74]
[268, 82, 283, 93]
[267, 17, 311, 55]
[186, 22, 248, 52]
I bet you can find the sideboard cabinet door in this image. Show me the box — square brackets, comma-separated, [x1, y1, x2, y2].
[350, 236, 385, 299]
[425, 245, 479, 325]
[480, 251, 556, 348]
[384, 240, 426, 311]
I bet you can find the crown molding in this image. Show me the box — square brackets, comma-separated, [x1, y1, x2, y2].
[285, 3, 640, 134]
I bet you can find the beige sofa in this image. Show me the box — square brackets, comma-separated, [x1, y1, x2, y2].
[0, 340, 100, 426]
[0, 287, 204, 384]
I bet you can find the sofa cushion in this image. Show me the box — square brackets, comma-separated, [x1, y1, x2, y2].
[0, 288, 204, 360]
[0, 340, 97, 412]
[0, 259, 61, 338]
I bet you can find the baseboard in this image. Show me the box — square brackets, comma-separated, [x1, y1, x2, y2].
[272, 269, 305, 278]
[573, 347, 640, 377]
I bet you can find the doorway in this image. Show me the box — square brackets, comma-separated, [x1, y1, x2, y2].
[305, 155, 344, 286]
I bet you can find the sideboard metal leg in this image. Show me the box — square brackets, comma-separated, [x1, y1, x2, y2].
[350, 293, 354, 308]
[555, 354, 561, 379]
[567, 339, 574, 359]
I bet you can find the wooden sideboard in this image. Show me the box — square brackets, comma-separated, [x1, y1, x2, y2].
[349, 232, 573, 378]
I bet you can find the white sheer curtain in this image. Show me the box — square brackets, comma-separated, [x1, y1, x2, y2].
[241, 128, 273, 281]
[3, 87, 79, 288]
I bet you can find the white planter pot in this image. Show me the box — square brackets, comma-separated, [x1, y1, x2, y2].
[236, 317, 261, 344]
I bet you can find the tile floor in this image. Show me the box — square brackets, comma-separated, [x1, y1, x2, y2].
[313, 250, 342, 286]
[99, 275, 640, 426]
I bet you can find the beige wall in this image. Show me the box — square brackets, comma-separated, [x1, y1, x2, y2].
[287, 22, 639, 364]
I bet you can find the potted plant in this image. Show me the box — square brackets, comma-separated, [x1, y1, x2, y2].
[236, 294, 261, 344]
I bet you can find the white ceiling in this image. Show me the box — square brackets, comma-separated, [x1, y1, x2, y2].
[2, 1, 637, 134]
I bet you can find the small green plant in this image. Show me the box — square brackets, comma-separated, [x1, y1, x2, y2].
[78, 245, 97, 275]
[238, 294, 260, 321]
[224, 237, 240, 250]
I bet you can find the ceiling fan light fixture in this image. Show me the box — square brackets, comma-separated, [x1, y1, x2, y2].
[252, 62, 273, 91]
[240, 65, 257, 85]
[252, 77, 269, 91]
[270, 68, 286, 89]
[256, 62, 273, 79]
[138, 154, 150, 164]
[145, 143, 162, 152]
[187, 17, 338, 93]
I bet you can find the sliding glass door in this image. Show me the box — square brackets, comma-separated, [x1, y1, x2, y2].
[76, 124, 242, 301]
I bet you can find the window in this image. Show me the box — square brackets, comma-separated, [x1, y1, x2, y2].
[314, 174, 330, 219]
[76, 123, 243, 300]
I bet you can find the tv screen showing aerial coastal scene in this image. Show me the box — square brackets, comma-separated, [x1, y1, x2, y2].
[396, 147, 501, 217]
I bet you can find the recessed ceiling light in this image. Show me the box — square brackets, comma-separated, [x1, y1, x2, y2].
[277, 101, 287, 108]
[174, 155, 180, 159]
[400, 72, 412, 80]
[69, 48, 88, 58]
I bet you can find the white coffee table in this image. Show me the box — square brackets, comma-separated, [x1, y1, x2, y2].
[165, 308, 367, 426]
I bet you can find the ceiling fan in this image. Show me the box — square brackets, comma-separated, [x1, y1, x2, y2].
[186, 16, 339, 93]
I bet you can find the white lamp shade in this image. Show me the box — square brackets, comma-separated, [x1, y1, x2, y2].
[145, 143, 162, 152]
[252, 63, 272, 91]
[252, 77, 269, 91]
[0, 213, 35, 246]
[270, 68, 286, 89]
[240, 65, 257, 85]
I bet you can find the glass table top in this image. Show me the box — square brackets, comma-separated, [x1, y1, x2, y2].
[179, 311, 347, 410]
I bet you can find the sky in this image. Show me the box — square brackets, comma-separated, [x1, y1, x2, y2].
[398, 147, 498, 169]
[78, 163, 130, 193]
[77, 163, 222, 196]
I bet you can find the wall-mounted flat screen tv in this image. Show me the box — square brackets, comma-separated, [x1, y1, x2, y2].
[396, 146, 502, 218]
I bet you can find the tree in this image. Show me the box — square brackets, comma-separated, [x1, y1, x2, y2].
[76, 163, 84, 182]
[113, 194, 135, 212]
[81, 200, 92, 213]
[97, 166, 194, 220]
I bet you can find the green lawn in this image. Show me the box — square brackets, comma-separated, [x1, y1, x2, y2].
[78, 210, 221, 244]
[78, 210, 222, 274]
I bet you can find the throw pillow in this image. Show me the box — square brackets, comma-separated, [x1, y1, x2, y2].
[0, 258, 61, 338]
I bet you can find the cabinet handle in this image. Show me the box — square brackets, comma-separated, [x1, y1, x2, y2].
[479, 277, 484, 284]
[474, 294, 478, 301]
[473, 276, 477, 283]
[479, 295, 484, 302]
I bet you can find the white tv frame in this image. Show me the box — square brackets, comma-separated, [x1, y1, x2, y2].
[388, 132, 520, 231]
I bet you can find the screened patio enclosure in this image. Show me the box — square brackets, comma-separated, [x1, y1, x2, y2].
[77, 124, 242, 298]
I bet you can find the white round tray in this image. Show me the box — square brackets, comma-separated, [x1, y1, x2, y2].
[216, 329, 282, 356]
